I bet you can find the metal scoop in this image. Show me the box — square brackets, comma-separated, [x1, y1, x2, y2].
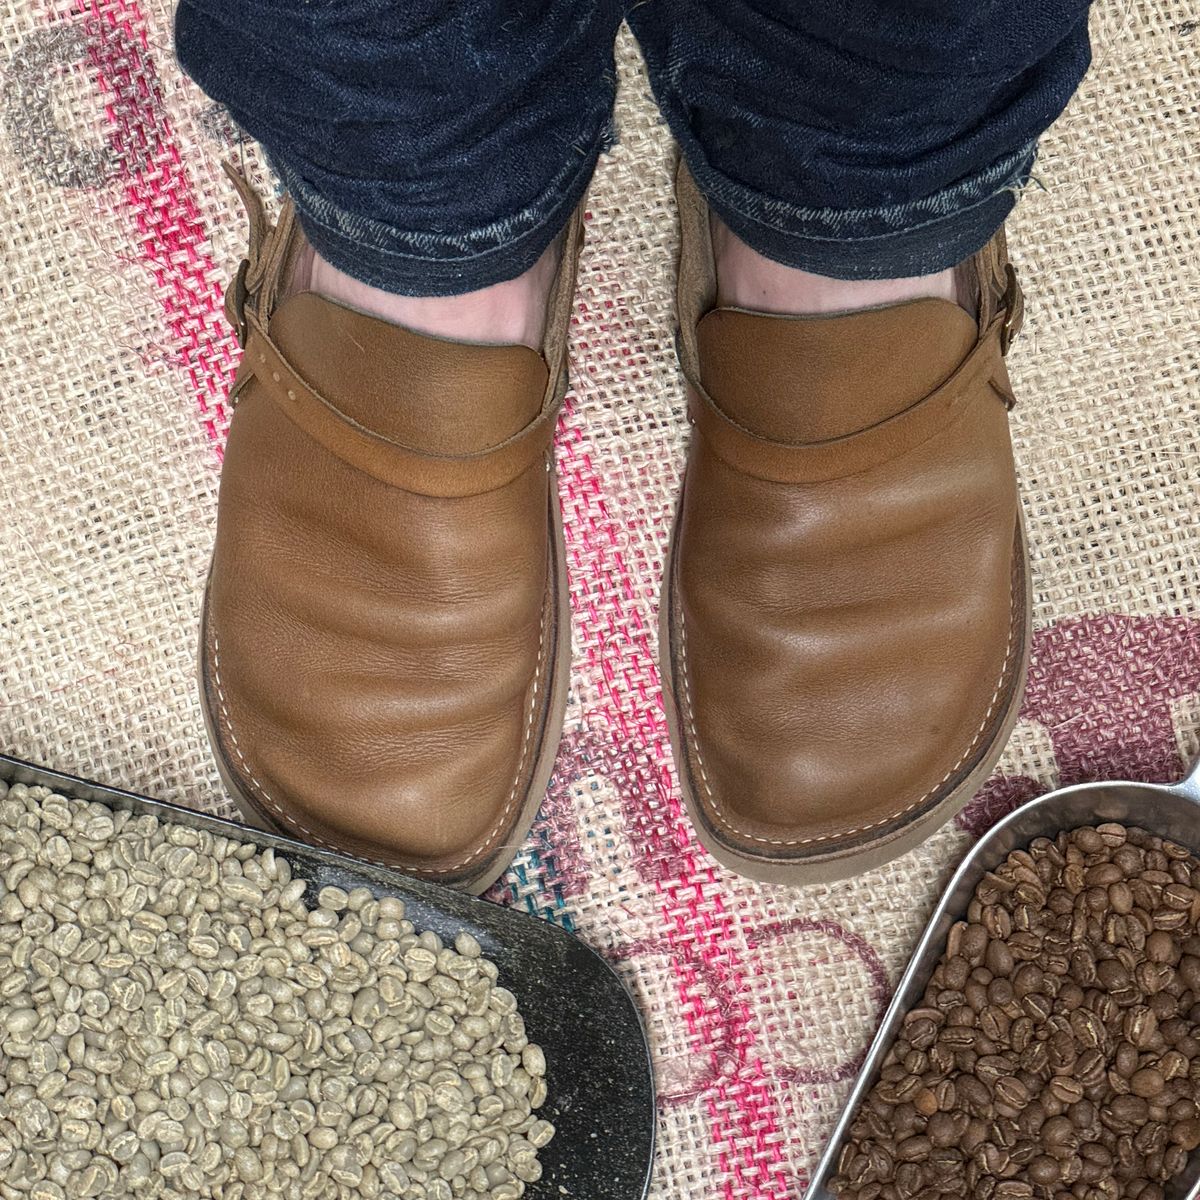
[807, 756, 1200, 1200]
[0, 752, 657, 1200]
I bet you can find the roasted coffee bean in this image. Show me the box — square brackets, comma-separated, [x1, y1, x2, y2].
[1088, 990, 1118, 1027]
[904, 1017, 939, 1052]
[923, 1111, 960, 1149]
[928, 1043, 955, 1075]
[977, 1143, 1011, 1176]
[1012, 964, 1044, 998]
[986, 940, 1015, 979]
[865, 1143, 894, 1181]
[974, 1055, 1011, 1086]
[843, 1151, 870, 1186]
[990, 1118, 1019, 1151]
[1016, 1102, 1047, 1139]
[928, 1146, 963, 1178]
[895, 1136, 931, 1164]
[994, 1077, 1029, 1110]
[1076, 1048, 1108, 1088]
[830, 824, 1200, 1200]
[1087, 863, 1123, 887]
[1130, 1068, 1165, 1099]
[1136, 961, 1174, 995]
[963, 980, 990, 1014]
[1115, 1041, 1141, 1078]
[1134, 1121, 1167, 1157]
[1049, 1077, 1085, 1105]
[1108, 882, 1134, 914]
[1009, 932, 1043, 961]
[1152, 992, 1181, 1023]
[1057, 980, 1086, 1012]
[949, 1118, 985, 1158]
[942, 955, 971, 991]
[937, 1026, 975, 1050]
[878, 1074, 923, 1104]
[947, 1003, 977, 1027]
[1163, 1143, 1189, 1178]
[1153, 908, 1189, 932]
[1027, 1154, 1061, 1186]
[893, 1161, 922, 1197]
[983, 906, 1013, 941]
[994, 1181, 1034, 1199]
[1020, 1040, 1051, 1075]
[955, 1074, 992, 1117]
[933, 1079, 956, 1112]
[1180, 956, 1200, 991]
[1070, 948, 1098, 986]
[961, 925, 989, 963]
[1106, 1095, 1150, 1136]
[1069, 1099, 1097, 1131]
[987, 978, 1015, 1007]
[1163, 884, 1196, 912]
[1125, 1006, 1159, 1048]
[979, 1007, 1011, 1042]
[1070, 1008, 1107, 1049]
[1166, 1117, 1200, 1155]
[1060, 1153, 1086, 1185]
[1009, 1016, 1034, 1053]
[1021, 991, 1053, 1022]
[1098, 958, 1131, 989]
[1043, 1116, 1079, 1155]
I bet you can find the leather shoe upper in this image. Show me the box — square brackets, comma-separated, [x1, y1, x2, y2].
[666, 168, 1028, 872]
[201, 172, 580, 889]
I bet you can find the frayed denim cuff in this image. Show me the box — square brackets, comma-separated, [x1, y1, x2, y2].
[685, 141, 1038, 280]
[268, 143, 601, 297]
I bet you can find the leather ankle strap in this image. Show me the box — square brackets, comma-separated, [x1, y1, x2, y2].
[687, 312, 1015, 485]
[235, 313, 560, 497]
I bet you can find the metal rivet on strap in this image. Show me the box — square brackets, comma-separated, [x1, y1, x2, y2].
[271, 372, 280, 383]
[286, 390, 295, 401]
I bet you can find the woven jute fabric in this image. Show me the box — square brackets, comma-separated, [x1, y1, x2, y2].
[0, 2, 1197, 1195]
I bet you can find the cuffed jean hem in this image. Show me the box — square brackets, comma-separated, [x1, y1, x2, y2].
[269, 139, 603, 297]
[681, 140, 1039, 281]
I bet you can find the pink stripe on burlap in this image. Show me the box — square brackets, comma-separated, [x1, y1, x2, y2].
[558, 281, 790, 1200]
[68, 11, 793, 1181]
[72, 0, 236, 453]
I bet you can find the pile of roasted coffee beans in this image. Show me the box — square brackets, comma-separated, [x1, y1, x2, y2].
[830, 823, 1200, 1200]
[0, 781, 553, 1200]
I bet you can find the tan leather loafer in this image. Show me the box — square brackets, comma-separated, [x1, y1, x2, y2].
[662, 168, 1031, 885]
[200, 170, 581, 893]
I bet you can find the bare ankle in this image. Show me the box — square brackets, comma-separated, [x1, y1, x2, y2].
[711, 217, 959, 316]
[304, 243, 560, 350]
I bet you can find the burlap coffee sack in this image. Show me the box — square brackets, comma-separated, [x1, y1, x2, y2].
[0, 2, 1195, 1194]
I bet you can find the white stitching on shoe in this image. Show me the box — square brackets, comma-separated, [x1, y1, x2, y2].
[209, 589, 549, 876]
[675, 554, 1021, 849]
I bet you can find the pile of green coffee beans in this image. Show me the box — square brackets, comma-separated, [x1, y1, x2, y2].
[0, 780, 553, 1200]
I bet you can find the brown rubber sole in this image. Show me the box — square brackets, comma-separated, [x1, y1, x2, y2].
[198, 463, 572, 896]
[659, 501, 1033, 886]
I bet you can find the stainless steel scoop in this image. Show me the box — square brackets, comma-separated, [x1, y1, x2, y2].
[807, 756, 1200, 1200]
[0, 752, 656, 1200]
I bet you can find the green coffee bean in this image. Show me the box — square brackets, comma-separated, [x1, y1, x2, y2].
[0, 782, 551, 1200]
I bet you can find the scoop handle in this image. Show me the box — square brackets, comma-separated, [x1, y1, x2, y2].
[1174, 753, 1200, 806]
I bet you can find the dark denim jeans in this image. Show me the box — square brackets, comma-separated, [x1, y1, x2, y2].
[175, 0, 1092, 295]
